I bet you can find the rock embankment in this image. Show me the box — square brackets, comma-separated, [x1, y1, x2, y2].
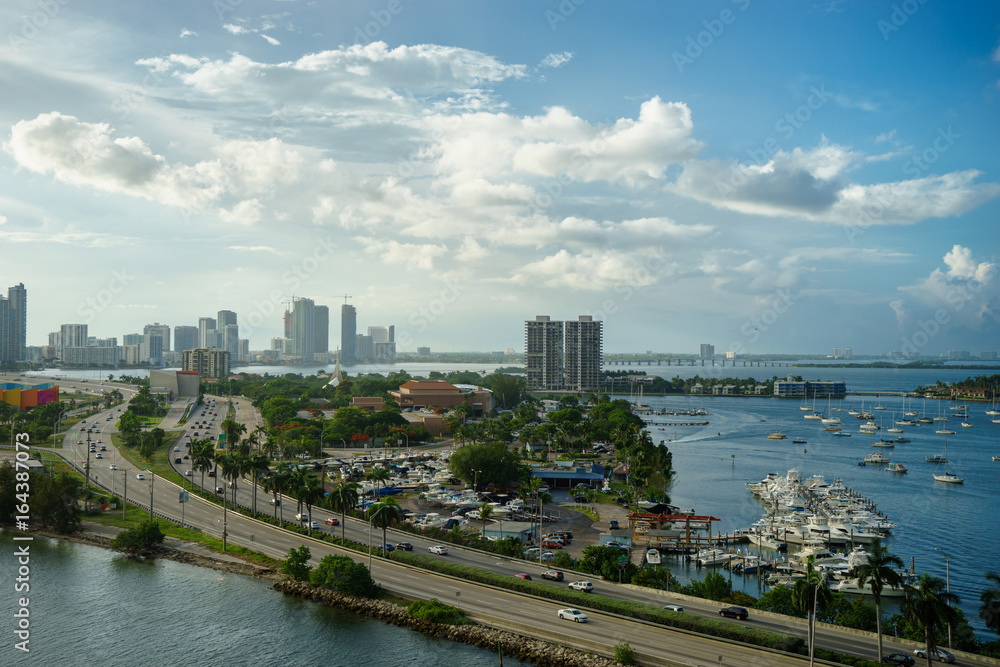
[273, 580, 621, 667]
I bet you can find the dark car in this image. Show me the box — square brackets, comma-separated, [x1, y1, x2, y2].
[541, 570, 564, 581]
[574, 495, 587, 503]
[719, 606, 749, 620]
[174, 458, 182, 464]
[395, 542, 413, 551]
[377, 544, 395, 552]
[515, 573, 532, 581]
[208, 470, 216, 477]
[609, 519, 620, 530]
[882, 654, 915, 666]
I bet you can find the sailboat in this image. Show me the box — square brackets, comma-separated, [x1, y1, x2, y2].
[933, 440, 963, 484]
[821, 395, 840, 424]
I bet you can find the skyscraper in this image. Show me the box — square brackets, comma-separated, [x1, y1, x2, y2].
[217, 310, 237, 329]
[565, 316, 602, 392]
[223, 324, 239, 361]
[341, 304, 357, 363]
[173, 325, 198, 353]
[0, 283, 27, 364]
[59, 323, 88, 358]
[314, 305, 329, 355]
[525, 316, 564, 391]
[283, 309, 292, 338]
[699, 344, 715, 359]
[198, 317, 217, 348]
[182, 348, 230, 379]
[368, 325, 395, 362]
[291, 297, 315, 360]
[144, 323, 171, 351]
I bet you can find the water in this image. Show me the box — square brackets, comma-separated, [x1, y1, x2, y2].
[0, 534, 508, 667]
[625, 386, 1000, 636]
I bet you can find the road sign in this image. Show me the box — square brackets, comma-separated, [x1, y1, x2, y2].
[179, 491, 189, 503]
[617, 555, 629, 564]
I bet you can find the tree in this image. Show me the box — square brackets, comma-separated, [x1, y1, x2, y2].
[281, 545, 312, 581]
[329, 481, 360, 543]
[478, 500, 494, 538]
[902, 573, 960, 666]
[793, 557, 832, 665]
[191, 438, 215, 492]
[980, 571, 1000, 638]
[111, 520, 165, 557]
[367, 497, 403, 551]
[847, 537, 905, 660]
[298, 475, 324, 536]
[310, 554, 381, 597]
[220, 416, 247, 452]
[366, 466, 391, 499]
[247, 453, 270, 517]
[448, 441, 529, 491]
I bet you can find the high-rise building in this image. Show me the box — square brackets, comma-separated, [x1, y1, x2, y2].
[341, 304, 356, 363]
[223, 323, 239, 360]
[141, 333, 163, 364]
[143, 323, 171, 351]
[356, 334, 374, 361]
[174, 325, 198, 353]
[0, 283, 27, 364]
[122, 333, 144, 346]
[198, 317, 217, 348]
[290, 297, 316, 360]
[525, 316, 565, 391]
[314, 305, 329, 355]
[237, 338, 249, 362]
[844, 347, 852, 359]
[59, 324, 88, 358]
[832, 347, 843, 358]
[700, 344, 715, 359]
[182, 348, 230, 379]
[565, 316, 602, 392]
[417, 346, 431, 356]
[368, 325, 395, 362]
[283, 310, 292, 338]
[217, 310, 237, 330]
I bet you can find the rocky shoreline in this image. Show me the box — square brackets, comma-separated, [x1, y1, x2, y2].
[274, 579, 621, 667]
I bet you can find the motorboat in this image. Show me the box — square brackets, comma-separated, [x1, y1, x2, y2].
[925, 454, 947, 464]
[832, 431, 852, 437]
[935, 428, 956, 435]
[695, 548, 734, 566]
[870, 441, 894, 448]
[834, 578, 909, 597]
[993, 455, 1000, 462]
[792, 438, 807, 444]
[886, 462, 907, 474]
[768, 432, 787, 440]
[645, 549, 661, 566]
[863, 452, 891, 464]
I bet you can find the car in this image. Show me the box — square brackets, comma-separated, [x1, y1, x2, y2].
[568, 581, 593, 593]
[541, 570, 564, 581]
[377, 544, 395, 552]
[604, 541, 628, 552]
[663, 605, 685, 612]
[173, 447, 180, 452]
[174, 458, 182, 464]
[183, 454, 189, 460]
[912, 648, 954, 663]
[136, 473, 145, 480]
[81, 420, 86, 424]
[574, 495, 588, 503]
[523, 547, 541, 557]
[270, 498, 281, 506]
[185, 470, 193, 476]
[193, 432, 199, 436]
[324, 517, 340, 526]
[428, 545, 448, 555]
[540, 551, 556, 562]
[395, 542, 413, 551]
[100, 446, 106, 451]
[309, 521, 320, 530]
[882, 653, 916, 666]
[514, 573, 532, 581]
[208, 470, 216, 477]
[719, 606, 749, 620]
[557, 608, 588, 623]
[228, 481, 237, 488]
[541, 539, 562, 549]
[109, 463, 118, 470]
[215, 486, 224, 494]
[609, 519, 620, 530]
[295, 513, 309, 521]
[95, 453, 103, 459]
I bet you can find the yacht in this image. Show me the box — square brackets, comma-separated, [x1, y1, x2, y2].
[886, 462, 907, 474]
[694, 548, 734, 566]
[832, 431, 852, 437]
[992, 455, 1000, 462]
[862, 452, 891, 464]
[925, 454, 947, 464]
[961, 421, 973, 428]
[933, 441, 963, 484]
[935, 428, 957, 435]
[645, 549, 661, 566]
[834, 578, 908, 597]
[804, 412, 824, 420]
[870, 441, 894, 448]
[886, 427, 904, 434]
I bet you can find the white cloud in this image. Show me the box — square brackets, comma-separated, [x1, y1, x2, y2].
[218, 199, 263, 225]
[540, 51, 573, 68]
[897, 245, 998, 331]
[456, 237, 489, 262]
[228, 245, 283, 255]
[261, 34, 281, 46]
[943, 244, 994, 281]
[509, 248, 671, 291]
[355, 237, 447, 270]
[179, 29, 198, 39]
[0, 215, 6, 225]
[223, 24, 249, 35]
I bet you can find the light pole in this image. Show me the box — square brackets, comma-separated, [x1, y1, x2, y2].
[934, 547, 953, 649]
[809, 569, 826, 667]
[472, 469, 481, 492]
[148, 471, 154, 522]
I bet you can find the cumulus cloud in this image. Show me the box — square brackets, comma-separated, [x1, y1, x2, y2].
[508, 248, 671, 291]
[228, 245, 283, 255]
[355, 237, 447, 270]
[897, 245, 998, 331]
[179, 28, 198, 39]
[218, 199, 263, 225]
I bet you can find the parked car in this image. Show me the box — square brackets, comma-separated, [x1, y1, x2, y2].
[395, 542, 413, 551]
[541, 570, 564, 581]
[719, 606, 749, 620]
[609, 519, 619, 530]
[882, 653, 916, 666]
[568, 581, 593, 593]
[540, 551, 556, 562]
[541, 539, 563, 549]
[557, 608, 588, 623]
[663, 605, 684, 612]
[428, 545, 448, 555]
[912, 648, 953, 663]
[523, 547, 541, 557]
[514, 573, 532, 581]
[324, 517, 340, 526]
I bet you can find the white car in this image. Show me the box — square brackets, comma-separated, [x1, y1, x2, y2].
[568, 581, 594, 593]
[557, 608, 588, 623]
[294, 513, 309, 521]
[136, 473, 145, 480]
[428, 545, 448, 555]
[913, 648, 955, 663]
[663, 604, 684, 612]
[109, 464, 118, 470]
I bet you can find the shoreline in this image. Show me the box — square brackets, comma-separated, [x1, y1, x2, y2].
[33, 523, 620, 667]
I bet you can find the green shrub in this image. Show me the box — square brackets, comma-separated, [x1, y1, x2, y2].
[614, 641, 635, 665]
[281, 545, 312, 581]
[407, 598, 471, 625]
[309, 554, 381, 597]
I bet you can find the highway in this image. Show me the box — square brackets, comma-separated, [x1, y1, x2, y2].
[50, 387, 952, 666]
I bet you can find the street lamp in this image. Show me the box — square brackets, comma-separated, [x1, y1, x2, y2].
[472, 469, 481, 492]
[934, 547, 953, 649]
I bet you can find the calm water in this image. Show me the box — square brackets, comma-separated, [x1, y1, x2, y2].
[0, 534, 508, 667]
[624, 387, 1000, 636]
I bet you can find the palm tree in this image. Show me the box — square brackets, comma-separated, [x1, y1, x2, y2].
[478, 500, 494, 539]
[367, 497, 403, 553]
[329, 481, 360, 543]
[367, 465, 391, 500]
[220, 416, 247, 452]
[979, 571, 1000, 639]
[847, 537, 905, 660]
[299, 475, 324, 536]
[218, 454, 242, 510]
[902, 573, 960, 667]
[247, 453, 270, 517]
[288, 466, 310, 518]
[793, 556, 832, 666]
[191, 438, 215, 493]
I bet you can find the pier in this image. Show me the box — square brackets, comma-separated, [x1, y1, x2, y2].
[604, 358, 790, 367]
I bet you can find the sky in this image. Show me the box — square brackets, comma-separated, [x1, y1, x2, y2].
[1, 0, 999, 356]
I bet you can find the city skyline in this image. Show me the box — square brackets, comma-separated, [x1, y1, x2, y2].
[2, 2, 999, 355]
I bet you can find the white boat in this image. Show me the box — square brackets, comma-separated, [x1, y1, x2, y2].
[993, 455, 1000, 462]
[804, 412, 824, 420]
[935, 428, 956, 435]
[887, 462, 907, 474]
[886, 427, 904, 434]
[961, 421, 973, 428]
[695, 548, 734, 566]
[925, 454, 947, 464]
[933, 440, 963, 484]
[863, 452, 891, 464]
[834, 578, 908, 597]
[645, 549, 661, 566]
[870, 441, 894, 448]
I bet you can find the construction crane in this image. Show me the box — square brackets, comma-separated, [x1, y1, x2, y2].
[340, 294, 352, 304]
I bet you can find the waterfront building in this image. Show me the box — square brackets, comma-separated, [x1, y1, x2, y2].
[526, 316, 564, 391]
[173, 325, 198, 353]
[143, 323, 171, 351]
[62, 345, 120, 367]
[773, 377, 846, 398]
[283, 309, 293, 338]
[182, 347, 230, 379]
[368, 325, 395, 362]
[314, 305, 329, 356]
[238, 338, 249, 362]
[121, 344, 140, 365]
[140, 332, 163, 364]
[291, 297, 316, 360]
[356, 333, 373, 361]
[700, 343, 715, 359]
[565, 316, 602, 392]
[526, 315, 603, 391]
[417, 346, 431, 356]
[341, 304, 357, 363]
[198, 317, 217, 348]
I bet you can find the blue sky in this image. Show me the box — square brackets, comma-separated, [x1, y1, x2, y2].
[1, 0, 999, 356]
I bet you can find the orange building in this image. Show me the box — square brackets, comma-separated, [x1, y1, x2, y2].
[387, 380, 494, 415]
